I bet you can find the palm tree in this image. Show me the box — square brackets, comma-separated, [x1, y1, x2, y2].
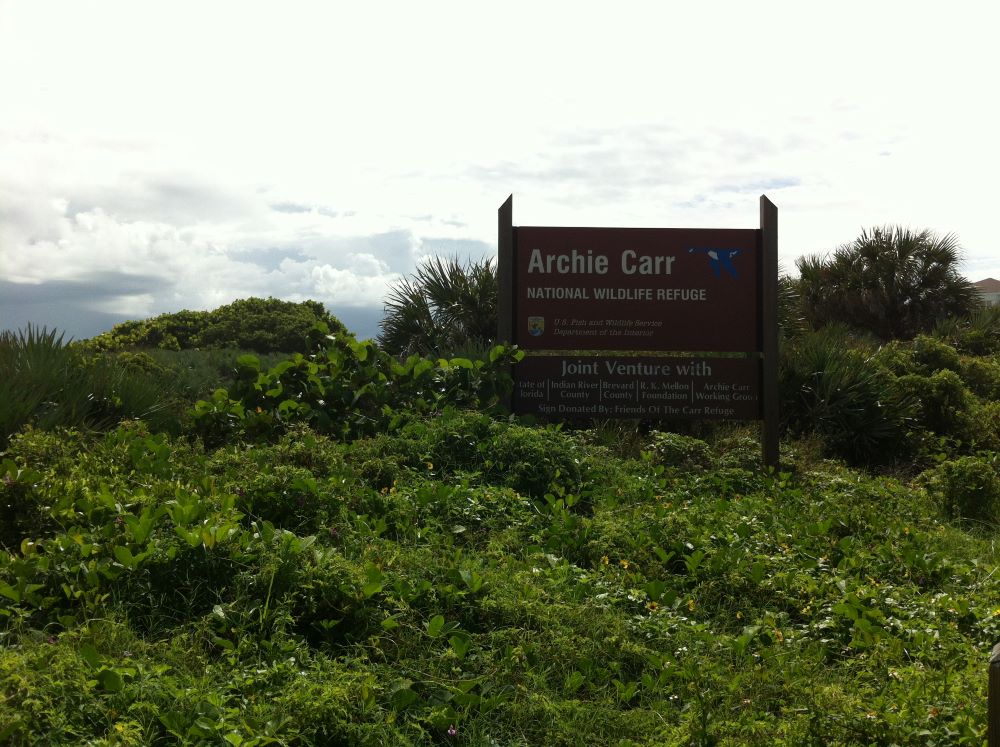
[797, 226, 978, 340]
[378, 256, 498, 358]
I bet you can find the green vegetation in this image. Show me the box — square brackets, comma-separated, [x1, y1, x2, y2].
[3, 280, 1000, 744]
[796, 226, 978, 341]
[85, 298, 345, 353]
[0, 327, 180, 449]
[2, 415, 997, 745]
[378, 256, 498, 358]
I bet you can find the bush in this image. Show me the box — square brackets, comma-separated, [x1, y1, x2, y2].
[959, 356, 1000, 400]
[796, 226, 977, 340]
[897, 370, 974, 443]
[0, 327, 181, 447]
[84, 298, 347, 353]
[921, 456, 1000, 523]
[486, 423, 583, 498]
[644, 431, 711, 469]
[779, 328, 913, 465]
[911, 335, 961, 374]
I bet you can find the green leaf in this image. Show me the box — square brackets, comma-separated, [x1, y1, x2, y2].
[0, 718, 25, 742]
[113, 546, 136, 569]
[426, 614, 445, 638]
[80, 643, 102, 669]
[449, 633, 471, 659]
[362, 564, 384, 598]
[96, 668, 124, 692]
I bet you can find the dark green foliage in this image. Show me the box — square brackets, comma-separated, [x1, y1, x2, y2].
[1, 422, 997, 745]
[933, 305, 1000, 355]
[779, 328, 913, 464]
[190, 329, 522, 445]
[921, 455, 1000, 523]
[797, 226, 978, 340]
[960, 356, 1000, 400]
[911, 334, 962, 373]
[378, 255, 498, 358]
[84, 297, 346, 353]
[777, 273, 806, 337]
[897, 369, 976, 443]
[0, 326, 181, 447]
[486, 422, 583, 498]
[644, 431, 711, 469]
[343, 410, 583, 499]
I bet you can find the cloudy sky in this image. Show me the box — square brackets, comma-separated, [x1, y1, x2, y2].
[2, 1, 998, 341]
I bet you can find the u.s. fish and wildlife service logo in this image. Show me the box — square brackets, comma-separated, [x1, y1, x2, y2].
[688, 247, 742, 278]
[527, 316, 545, 336]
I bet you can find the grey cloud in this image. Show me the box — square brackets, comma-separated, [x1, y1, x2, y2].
[66, 176, 252, 225]
[466, 127, 697, 202]
[0, 274, 167, 340]
[231, 247, 312, 271]
[288, 230, 419, 273]
[270, 201, 313, 214]
[327, 304, 384, 342]
[270, 202, 340, 218]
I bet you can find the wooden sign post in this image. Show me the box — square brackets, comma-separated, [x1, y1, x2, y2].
[498, 195, 779, 468]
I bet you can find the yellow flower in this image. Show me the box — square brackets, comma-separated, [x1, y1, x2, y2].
[646, 601, 659, 611]
[619, 559, 631, 570]
[601, 555, 609, 566]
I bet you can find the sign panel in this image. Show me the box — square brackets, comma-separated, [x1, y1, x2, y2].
[514, 355, 760, 420]
[515, 227, 760, 352]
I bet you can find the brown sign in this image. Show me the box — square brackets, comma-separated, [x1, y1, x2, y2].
[514, 355, 761, 420]
[515, 227, 760, 352]
[497, 195, 779, 464]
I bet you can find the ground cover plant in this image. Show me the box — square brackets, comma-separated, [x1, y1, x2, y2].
[2, 411, 999, 745]
[4, 290, 1000, 744]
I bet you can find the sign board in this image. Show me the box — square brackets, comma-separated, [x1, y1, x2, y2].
[497, 195, 779, 466]
[513, 355, 760, 419]
[516, 227, 760, 352]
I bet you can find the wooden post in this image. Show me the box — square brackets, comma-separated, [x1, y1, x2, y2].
[990, 643, 1000, 746]
[498, 195, 514, 345]
[760, 195, 779, 469]
[497, 195, 515, 412]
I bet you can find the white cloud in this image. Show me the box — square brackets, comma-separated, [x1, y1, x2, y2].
[2, 0, 1000, 344]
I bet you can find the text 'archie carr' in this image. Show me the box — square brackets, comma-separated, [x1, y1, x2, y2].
[527, 249, 675, 276]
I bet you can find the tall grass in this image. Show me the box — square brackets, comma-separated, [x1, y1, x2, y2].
[0, 326, 179, 446]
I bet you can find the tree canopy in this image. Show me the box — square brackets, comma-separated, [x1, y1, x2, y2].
[796, 226, 978, 340]
[378, 256, 497, 358]
[84, 297, 348, 353]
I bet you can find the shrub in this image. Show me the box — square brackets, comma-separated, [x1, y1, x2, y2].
[959, 356, 1000, 400]
[486, 423, 583, 498]
[84, 298, 347, 353]
[910, 335, 961, 374]
[921, 456, 1000, 523]
[0, 326, 181, 446]
[644, 431, 711, 469]
[897, 370, 974, 443]
[933, 306, 1000, 356]
[780, 328, 913, 465]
